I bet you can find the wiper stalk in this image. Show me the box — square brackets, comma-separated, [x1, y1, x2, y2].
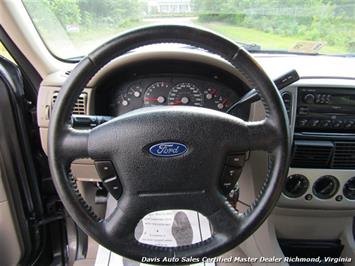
[227, 69, 299, 113]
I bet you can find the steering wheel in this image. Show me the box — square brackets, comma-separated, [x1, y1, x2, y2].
[48, 25, 289, 263]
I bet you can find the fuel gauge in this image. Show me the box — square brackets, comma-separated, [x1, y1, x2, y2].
[118, 93, 130, 107]
[128, 85, 143, 98]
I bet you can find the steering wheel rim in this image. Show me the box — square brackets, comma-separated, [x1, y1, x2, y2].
[48, 25, 290, 263]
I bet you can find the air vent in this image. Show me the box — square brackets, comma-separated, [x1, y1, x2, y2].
[291, 140, 333, 168]
[51, 92, 88, 115]
[331, 142, 355, 169]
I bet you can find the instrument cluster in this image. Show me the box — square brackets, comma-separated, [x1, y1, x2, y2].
[111, 76, 241, 115]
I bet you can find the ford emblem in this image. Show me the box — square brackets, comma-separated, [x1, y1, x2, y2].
[149, 142, 188, 157]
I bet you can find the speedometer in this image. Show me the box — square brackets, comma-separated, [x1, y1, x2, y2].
[168, 83, 203, 106]
[144, 81, 169, 106]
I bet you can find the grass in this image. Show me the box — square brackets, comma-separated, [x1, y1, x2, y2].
[0, 20, 348, 60]
[199, 22, 347, 55]
[70, 20, 347, 55]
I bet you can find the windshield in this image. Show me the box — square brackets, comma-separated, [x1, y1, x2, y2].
[22, 0, 355, 60]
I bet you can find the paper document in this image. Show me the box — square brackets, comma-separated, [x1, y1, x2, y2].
[95, 197, 214, 266]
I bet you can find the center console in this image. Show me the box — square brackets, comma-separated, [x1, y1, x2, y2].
[278, 82, 355, 210]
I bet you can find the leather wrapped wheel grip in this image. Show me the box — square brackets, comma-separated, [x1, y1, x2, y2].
[48, 25, 290, 263]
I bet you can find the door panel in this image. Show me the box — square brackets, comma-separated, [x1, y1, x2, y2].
[0, 170, 22, 265]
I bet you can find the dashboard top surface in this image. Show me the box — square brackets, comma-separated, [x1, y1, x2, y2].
[41, 48, 355, 88]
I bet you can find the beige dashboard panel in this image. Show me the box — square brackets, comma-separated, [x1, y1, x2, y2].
[37, 86, 94, 128]
[38, 85, 96, 181]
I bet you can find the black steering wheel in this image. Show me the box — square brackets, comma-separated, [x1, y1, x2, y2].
[48, 25, 289, 263]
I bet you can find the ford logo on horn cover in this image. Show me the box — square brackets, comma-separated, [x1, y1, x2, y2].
[149, 142, 187, 157]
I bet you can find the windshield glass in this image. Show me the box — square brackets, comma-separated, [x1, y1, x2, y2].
[22, 0, 355, 60]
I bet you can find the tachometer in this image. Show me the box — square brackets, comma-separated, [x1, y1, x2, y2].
[168, 83, 203, 106]
[144, 82, 169, 106]
[117, 93, 130, 107]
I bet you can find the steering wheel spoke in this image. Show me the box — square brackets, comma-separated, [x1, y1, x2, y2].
[104, 204, 141, 240]
[224, 117, 280, 153]
[246, 119, 281, 152]
[208, 202, 243, 240]
[58, 127, 90, 163]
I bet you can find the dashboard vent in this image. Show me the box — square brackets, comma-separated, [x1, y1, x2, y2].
[291, 140, 333, 168]
[331, 142, 355, 169]
[51, 92, 88, 115]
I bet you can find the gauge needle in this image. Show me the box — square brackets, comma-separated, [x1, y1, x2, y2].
[174, 99, 183, 104]
[144, 98, 159, 101]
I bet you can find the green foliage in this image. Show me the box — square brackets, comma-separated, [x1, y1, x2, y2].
[24, 0, 145, 30]
[47, 0, 81, 26]
[78, 0, 144, 27]
[193, 0, 355, 53]
[22, 0, 355, 55]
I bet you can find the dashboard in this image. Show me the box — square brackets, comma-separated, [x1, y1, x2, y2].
[37, 49, 355, 211]
[35, 45, 355, 263]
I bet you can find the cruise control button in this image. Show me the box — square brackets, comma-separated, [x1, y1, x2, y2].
[220, 166, 242, 194]
[221, 183, 233, 194]
[226, 154, 245, 168]
[222, 166, 242, 180]
[95, 161, 116, 179]
[95, 161, 122, 199]
[103, 179, 122, 199]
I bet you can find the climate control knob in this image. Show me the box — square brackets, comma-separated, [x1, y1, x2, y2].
[343, 177, 355, 200]
[313, 175, 339, 199]
[283, 174, 309, 198]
